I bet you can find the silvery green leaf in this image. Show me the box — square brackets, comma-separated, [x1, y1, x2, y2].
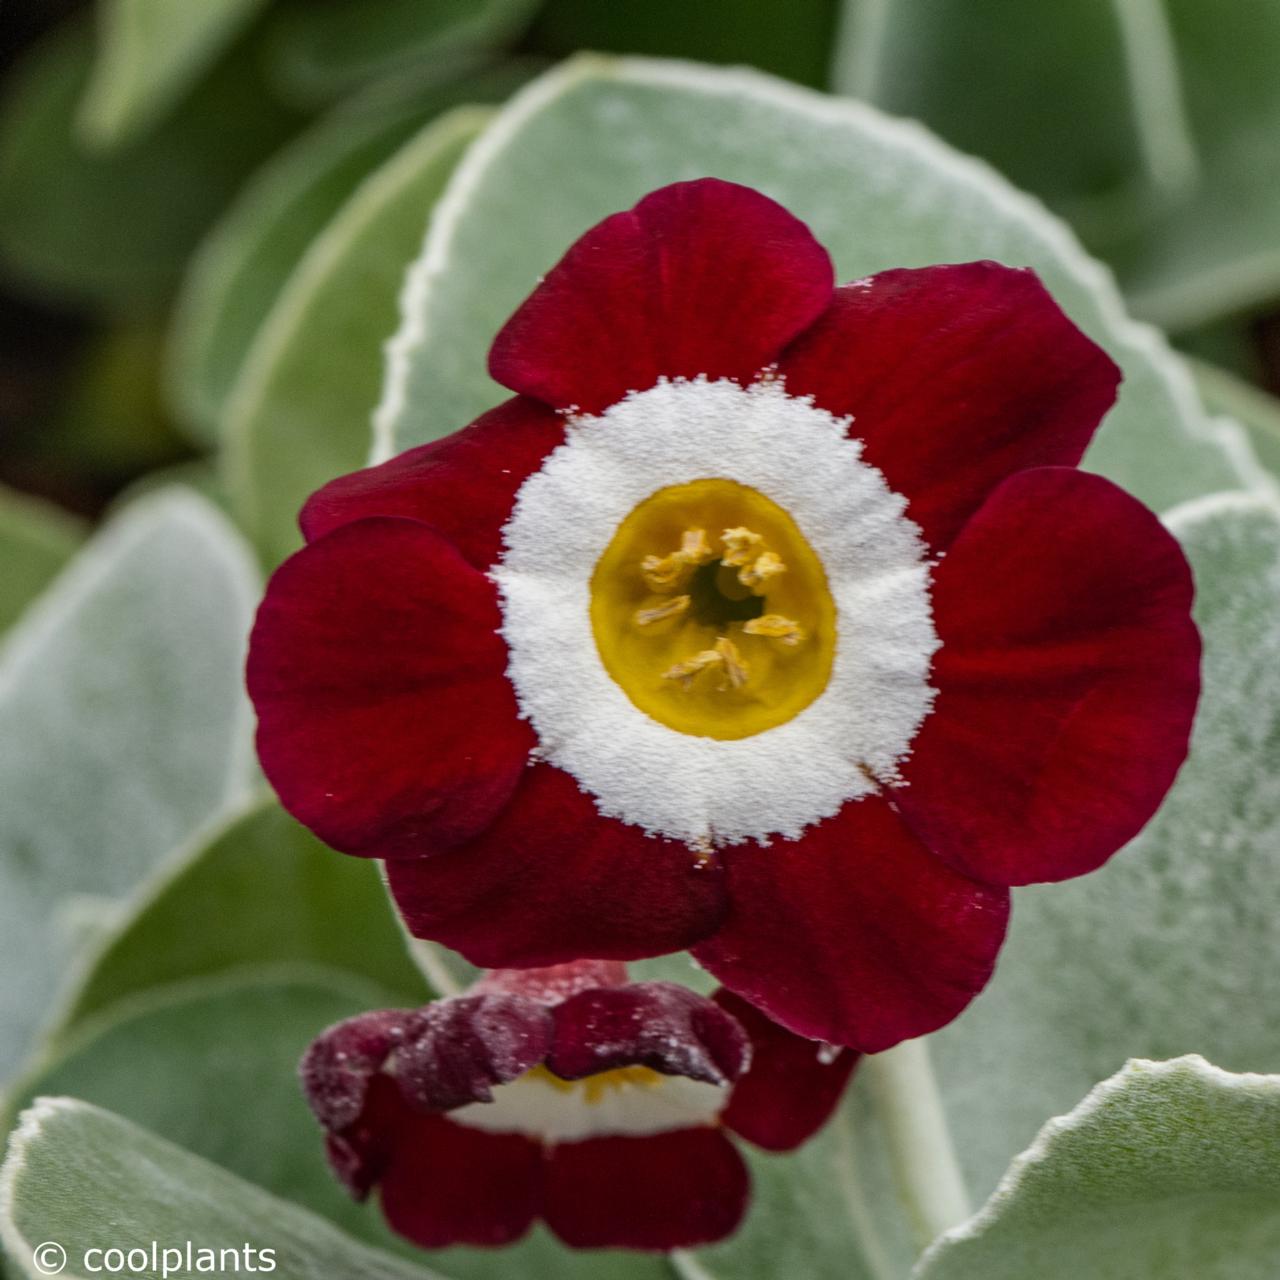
[915, 1057, 1280, 1279]
[3, 969, 412, 1253]
[53, 795, 428, 1039]
[0, 1096, 443, 1280]
[1192, 360, 1280, 485]
[0, 491, 259, 1084]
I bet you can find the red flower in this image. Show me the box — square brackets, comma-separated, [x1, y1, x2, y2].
[301, 962, 858, 1251]
[248, 179, 1200, 1051]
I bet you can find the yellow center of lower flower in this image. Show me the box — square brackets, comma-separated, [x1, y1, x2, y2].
[590, 478, 837, 740]
[527, 1063, 663, 1103]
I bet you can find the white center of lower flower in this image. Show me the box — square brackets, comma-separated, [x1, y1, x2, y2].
[448, 1065, 727, 1142]
[494, 377, 937, 847]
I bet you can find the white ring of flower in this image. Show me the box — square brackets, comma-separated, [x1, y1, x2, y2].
[450, 1072, 727, 1142]
[494, 378, 937, 846]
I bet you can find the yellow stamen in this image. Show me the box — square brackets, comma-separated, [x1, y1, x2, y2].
[663, 636, 748, 692]
[720, 527, 787, 592]
[525, 1062, 663, 1103]
[739, 549, 786, 592]
[720, 527, 764, 568]
[640, 528, 715, 592]
[634, 595, 691, 627]
[715, 636, 749, 689]
[743, 614, 805, 645]
[662, 647, 725, 689]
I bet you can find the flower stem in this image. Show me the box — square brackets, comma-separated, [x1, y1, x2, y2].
[404, 936, 465, 996]
[831, 1107, 898, 1280]
[381, 864, 467, 996]
[864, 1037, 970, 1252]
[669, 1250, 717, 1280]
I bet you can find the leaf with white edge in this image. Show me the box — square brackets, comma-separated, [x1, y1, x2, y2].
[0, 489, 84, 636]
[0, 1097, 442, 1280]
[376, 56, 1263, 516]
[54, 795, 429, 1039]
[927, 493, 1280, 1199]
[169, 64, 535, 442]
[225, 105, 489, 565]
[3, 969, 416, 1253]
[266, 0, 539, 106]
[1192, 360, 1280, 486]
[77, 0, 271, 148]
[915, 1057, 1280, 1279]
[0, 490, 259, 1084]
[0, 22, 296, 308]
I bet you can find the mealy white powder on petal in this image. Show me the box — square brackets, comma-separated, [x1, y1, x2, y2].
[494, 377, 937, 846]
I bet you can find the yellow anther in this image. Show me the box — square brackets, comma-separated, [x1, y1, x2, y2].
[739, 550, 786, 592]
[633, 595, 691, 627]
[662, 647, 724, 689]
[743, 614, 805, 646]
[721, 527, 786, 592]
[526, 1063, 662, 1103]
[581, 1065, 662, 1103]
[641, 528, 715, 592]
[721, 527, 765, 568]
[662, 636, 749, 692]
[714, 636, 749, 690]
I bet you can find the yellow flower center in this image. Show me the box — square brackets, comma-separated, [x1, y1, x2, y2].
[526, 1062, 663, 1104]
[590, 478, 837, 740]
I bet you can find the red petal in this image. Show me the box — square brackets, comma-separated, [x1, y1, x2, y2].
[776, 264, 1121, 551]
[489, 178, 834, 414]
[324, 1073, 408, 1201]
[395, 993, 553, 1112]
[300, 1009, 411, 1132]
[547, 982, 750, 1086]
[714, 989, 859, 1153]
[386, 762, 728, 964]
[299, 397, 565, 570]
[692, 797, 1010, 1051]
[247, 518, 533, 858]
[543, 1128, 748, 1250]
[379, 1112, 543, 1249]
[893, 467, 1200, 886]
